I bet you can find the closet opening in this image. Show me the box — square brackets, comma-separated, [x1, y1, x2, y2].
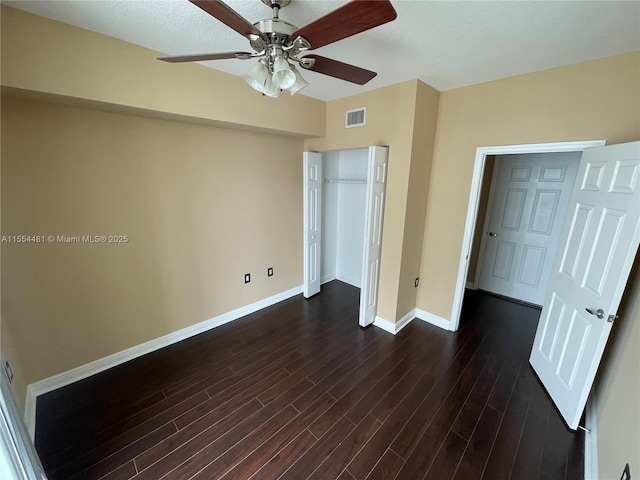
[303, 146, 389, 327]
[321, 148, 369, 289]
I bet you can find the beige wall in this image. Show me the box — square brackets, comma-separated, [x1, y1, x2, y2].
[418, 51, 640, 320]
[304, 80, 440, 322]
[1, 94, 305, 399]
[396, 82, 439, 318]
[0, 6, 325, 137]
[595, 260, 640, 480]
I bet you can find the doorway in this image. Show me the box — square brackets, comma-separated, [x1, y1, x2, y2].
[450, 140, 606, 331]
[303, 146, 389, 327]
[455, 140, 640, 433]
[472, 152, 581, 306]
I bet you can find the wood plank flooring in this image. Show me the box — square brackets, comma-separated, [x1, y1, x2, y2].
[35, 281, 584, 480]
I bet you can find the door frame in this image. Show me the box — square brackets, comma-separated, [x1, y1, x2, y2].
[0, 379, 47, 479]
[449, 140, 606, 331]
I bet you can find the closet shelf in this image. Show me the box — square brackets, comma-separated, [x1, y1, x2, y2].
[324, 178, 367, 184]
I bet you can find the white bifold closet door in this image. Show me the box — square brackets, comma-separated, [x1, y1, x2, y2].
[359, 146, 389, 327]
[303, 152, 322, 298]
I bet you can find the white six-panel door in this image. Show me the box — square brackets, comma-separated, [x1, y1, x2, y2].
[530, 141, 640, 429]
[359, 147, 389, 327]
[303, 152, 322, 298]
[478, 153, 580, 305]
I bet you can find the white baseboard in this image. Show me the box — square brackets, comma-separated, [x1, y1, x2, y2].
[321, 274, 336, 285]
[335, 274, 361, 289]
[394, 309, 416, 333]
[24, 284, 303, 440]
[373, 316, 396, 334]
[373, 309, 415, 335]
[415, 308, 454, 331]
[374, 309, 453, 334]
[465, 281, 477, 290]
[584, 394, 599, 480]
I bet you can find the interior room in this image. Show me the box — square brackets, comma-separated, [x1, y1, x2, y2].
[1, 1, 639, 479]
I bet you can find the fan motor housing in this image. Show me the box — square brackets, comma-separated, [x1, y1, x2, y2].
[251, 18, 297, 52]
[256, 18, 297, 37]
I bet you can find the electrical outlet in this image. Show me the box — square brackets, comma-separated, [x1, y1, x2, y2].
[267, 267, 274, 277]
[621, 463, 631, 480]
[244, 273, 251, 284]
[415, 277, 420, 288]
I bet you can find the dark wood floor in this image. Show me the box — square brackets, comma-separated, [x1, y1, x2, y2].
[35, 281, 584, 480]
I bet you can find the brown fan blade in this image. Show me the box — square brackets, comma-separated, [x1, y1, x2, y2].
[301, 55, 376, 85]
[292, 0, 396, 50]
[158, 52, 253, 63]
[190, 0, 266, 40]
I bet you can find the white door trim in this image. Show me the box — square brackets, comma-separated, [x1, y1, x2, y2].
[450, 140, 606, 331]
[1, 378, 46, 479]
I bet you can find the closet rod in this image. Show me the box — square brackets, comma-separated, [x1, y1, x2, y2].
[324, 179, 367, 184]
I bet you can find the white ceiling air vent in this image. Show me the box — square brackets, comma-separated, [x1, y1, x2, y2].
[345, 107, 366, 128]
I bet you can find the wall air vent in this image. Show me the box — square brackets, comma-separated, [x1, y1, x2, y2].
[345, 107, 366, 128]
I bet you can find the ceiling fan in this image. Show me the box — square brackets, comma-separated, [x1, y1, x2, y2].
[158, 0, 397, 97]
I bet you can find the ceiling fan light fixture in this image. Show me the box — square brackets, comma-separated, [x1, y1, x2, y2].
[244, 60, 270, 92]
[289, 67, 309, 95]
[272, 56, 296, 89]
[263, 76, 281, 98]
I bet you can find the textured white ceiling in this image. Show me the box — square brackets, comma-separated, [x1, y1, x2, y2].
[4, 0, 640, 101]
